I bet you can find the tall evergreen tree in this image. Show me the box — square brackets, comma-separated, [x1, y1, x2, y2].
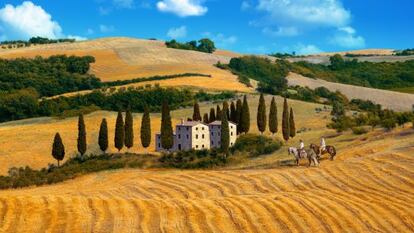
[220, 111, 230, 157]
[115, 111, 125, 152]
[282, 98, 290, 141]
[289, 108, 296, 138]
[52, 133, 65, 167]
[192, 101, 202, 121]
[161, 100, 174, 150]
[203, 113, 209, 124]
[222, 101, 230, 120]
[125, 110, 134, 150]
[98, 118, 108, 153]
[236, 99, 243, 134]
[209, 108, 216, 123]
[257, 94, 267, 134]
[269, 97, 278, 135]
[230, 101, 237, 122]
[240, 95, 250, 133]
[216, 105, 222, 121]
[140, 106, 151, 149]
[77, 114, 87, 157]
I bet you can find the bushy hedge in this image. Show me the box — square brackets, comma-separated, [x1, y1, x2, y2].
[0, 154, 156, 189]
[165, 38, 216, 53]
[159, 149, 227, 169]
[231, 134, 283, 156]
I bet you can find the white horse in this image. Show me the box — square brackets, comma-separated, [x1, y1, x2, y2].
[288, 147, 319, 167]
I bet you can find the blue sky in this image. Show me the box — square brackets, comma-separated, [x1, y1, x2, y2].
[0, 0, 413, 54]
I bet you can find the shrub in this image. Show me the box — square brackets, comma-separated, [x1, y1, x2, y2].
[352, 126, 368, 135]
[231, 134, 283, 156]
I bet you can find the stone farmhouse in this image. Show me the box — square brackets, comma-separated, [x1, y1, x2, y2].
[155, 120, 237, 152]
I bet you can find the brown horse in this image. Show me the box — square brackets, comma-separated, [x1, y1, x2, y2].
[310, 144, 337, 161]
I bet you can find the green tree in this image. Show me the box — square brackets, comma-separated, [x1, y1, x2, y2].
[125, 110, 134, 150]
[52, 133, 65, 167]
[221, 112, 230, 157]
[216, 105, 222, 121]
[197, 38, 216, 53]
[140, 106, 151, 149]
[269, 97, 278, 135]
[236, 98, 243, 127]
[209, 108, 216, 123]
[240, 95, 250, 133]
[367, 113, 380, 131]
[331, 101, 345, 118]
[222, 101, 230, 120]
[98, 118, 108, 153]
[161, 100, 174, 150]
[289, 108, 296, 138]
[257, 94, 267, 134]
[203, 113, 209, 124]
[115, 111, 125, 152]
[192, 101, 202, 121]
[230, 101, 237, 122]
[77, 114, 87, 157]
[282, 98, 290, 141]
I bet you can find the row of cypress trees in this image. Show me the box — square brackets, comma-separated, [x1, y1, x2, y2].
[254, 94, 296, 141]
[52, 108, 152, 166]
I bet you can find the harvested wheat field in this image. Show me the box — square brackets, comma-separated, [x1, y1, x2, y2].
[287, 72, 414, 111]
[0, 126, 413, 232]
[0, 37, 250, 92]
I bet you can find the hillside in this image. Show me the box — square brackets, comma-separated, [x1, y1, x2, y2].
[287, 72, 414, 111]
[0, 37, 250, 92]
[0, 127, 413, 232]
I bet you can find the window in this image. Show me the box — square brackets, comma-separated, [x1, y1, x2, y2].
[196, 127, 198, 131]
[202, 134, 205, 139]
[231, 126, 233, 129]
[178, 127, 181, 131]
[202, 144, 205, 148]
[231, 143, 233, 146]
[211, 141, 214, 145]
[158, 143, 161, 148]
[196, 145, 199, 148]
[186, 135, 189, 139]
[187, 127, 189, 131]
[178, 134, 181, 139]
[196, 134, 199, 139]
[231, 132, 233, 136]
[202, 127, 204, 130]
[211, 132, 214, 136]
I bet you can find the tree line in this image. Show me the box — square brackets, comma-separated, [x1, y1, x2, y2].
[52, 108, 152, 166]
[1, 36, 76, 49]
[165, 38, 216, 53]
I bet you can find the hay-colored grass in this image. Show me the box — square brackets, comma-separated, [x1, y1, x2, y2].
[287, 72, 414, 111]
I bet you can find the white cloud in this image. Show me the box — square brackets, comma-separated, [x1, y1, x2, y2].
[113, 0, 134, 8]
[241, 1, 251, 11]
[0, 1, 85, 41]
[263, 26, 299, 37]
[257, 0, 350, 28]
[202, 32, 237, 48]
[156, 0, 207, 17]
[99, 24, 115, 33]
[67, 35, 88, 41]
[167, 26, 187, 39]
[330, 27, 365, 48]
[294, 44, 323, 55]
[86, 28, 94, 35]
[0, 1, 63, 40]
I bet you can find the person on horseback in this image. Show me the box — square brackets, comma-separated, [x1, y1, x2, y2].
[319, 137, 326, 156]
[298, 139, 305, 158]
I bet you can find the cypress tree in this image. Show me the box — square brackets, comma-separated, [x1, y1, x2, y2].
[193, 101, 202, 121]
[115, 111, 125, 152]
[203, 113, 209, 124]
[140, 106, 151, 149]
[220, 111, 230, 157]
[98, 118, 108, 153]
[282, 98, 290, 141]
[125, 110, 134, 150]
[209, 108, 216, 123]
[52, 133, 65, 167]
[223, 101, 230, 120]
[216, 105, 222, 121]
[77, 114, 87, 157]
[257, 93, 267, 134]
[289, 107, 296, 138]
[236, 99, 243, 134]
[240, 95, 250, 133]
[230, 101, 237, 122]
[161, 100, 174, 150]
[269, 97, 278, 135]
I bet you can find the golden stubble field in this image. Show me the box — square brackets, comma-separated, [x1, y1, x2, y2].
[0, 94, 413, 232]
[0, 37, 250, 92]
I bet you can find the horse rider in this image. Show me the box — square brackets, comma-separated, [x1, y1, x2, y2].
[320, 137, 326, 156]
[298, 139, 305, 157]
